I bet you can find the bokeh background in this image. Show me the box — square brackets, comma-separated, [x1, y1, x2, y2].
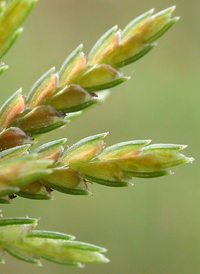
[0, 0, 199, 273]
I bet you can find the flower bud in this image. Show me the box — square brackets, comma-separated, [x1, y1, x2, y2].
[88, 25, 120, 65]
[59, 44, 86, 87]
[0, 0, 37, 58]
[0, 217, 37, 243]
[18, 181, 52, 200]
[139, 144, 194, 169]
[98, 140, 151, 160]
[45, 84, 98, 113]
[25, 230, 108, 265]
[0, 155, 53, 197]
[16, 105, 67, 135]
[26, 67, 58, 108]
[33, 138, 66, 163]
[108, 7, 178, 67]
[77, 161, 133, 187]
[41, 167, 91, 195]
[121, 9, 154, 41]
[78, 64, 129, 92]
[60, 133, 107, 165]
[0, 89, 25, 129]
[147, 6, 179, 43]
[0, 127, 32, 151]
[0, 144, 30, 162]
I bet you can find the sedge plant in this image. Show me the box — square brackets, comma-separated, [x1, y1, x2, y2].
[0, 0, 193, 267]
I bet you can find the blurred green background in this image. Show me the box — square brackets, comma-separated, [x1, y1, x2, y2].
[1, 0, 199, 273]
